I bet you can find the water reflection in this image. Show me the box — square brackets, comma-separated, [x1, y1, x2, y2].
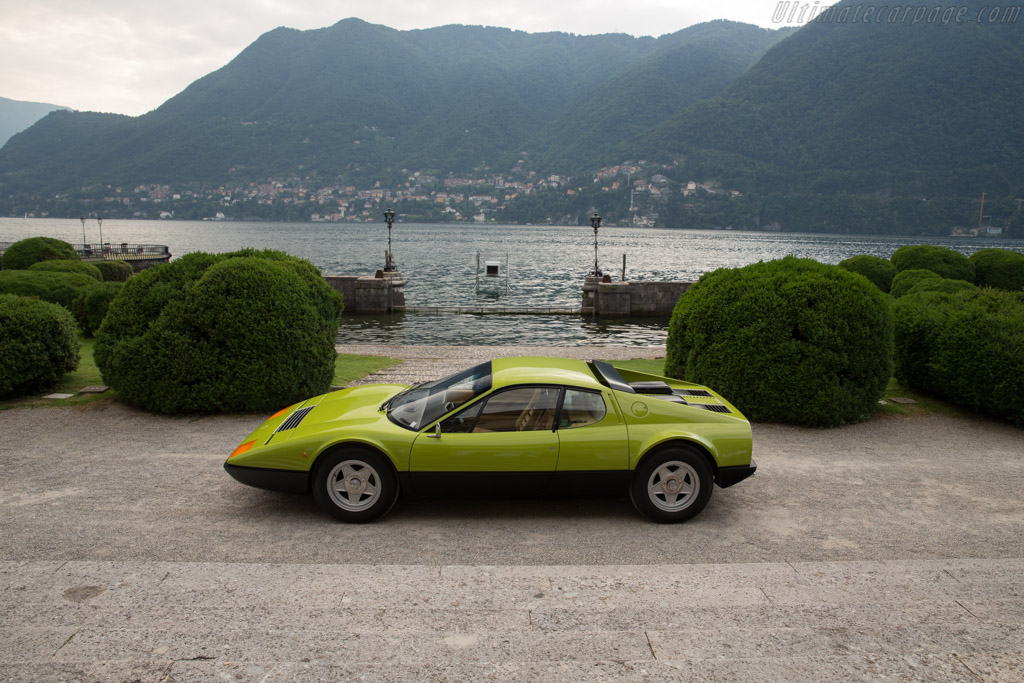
[337, 312, 669, 347]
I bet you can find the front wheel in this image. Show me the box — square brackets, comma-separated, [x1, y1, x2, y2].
[312, 449, 399, 523]
[630, 446, 713, 523]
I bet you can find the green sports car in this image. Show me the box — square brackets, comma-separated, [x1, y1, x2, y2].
[225, 357, 755, 523]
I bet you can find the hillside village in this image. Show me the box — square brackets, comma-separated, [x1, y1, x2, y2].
[27, 158, 742, 228]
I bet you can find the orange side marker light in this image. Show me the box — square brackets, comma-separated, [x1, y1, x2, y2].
[230, 441, 256, 458]
[268, 406, 291, 421]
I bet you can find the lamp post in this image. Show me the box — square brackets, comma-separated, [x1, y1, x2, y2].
[79, 216, 87, 247]
[383, 208, 396, 272]
[97, 216, 104, 253]
[589, 212, 602, 276]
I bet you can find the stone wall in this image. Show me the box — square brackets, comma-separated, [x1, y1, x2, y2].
[324, 272, 406, 313]
[582, 277, 691, 317]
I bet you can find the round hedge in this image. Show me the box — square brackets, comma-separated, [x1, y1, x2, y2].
[838, 254, 897, 293]
[0, 270, 98, 309]
[893, 289, 1024, 426]
[969, 248, 1024, 291]
[890, 269, 941, 298]
[890, 244, 974, 282]
[72, 282, 123, 336]
[0, 294, 80, 398]
[665, 256, 893, 427]
[95, 249, 344, 414]
[29, 259, 102, 280]
[94, 260, 133, 282]
[2, 237, 79, 271]
[905, 278, 975, 297]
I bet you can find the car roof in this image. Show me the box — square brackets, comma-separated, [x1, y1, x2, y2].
[490, 357, 605, 390]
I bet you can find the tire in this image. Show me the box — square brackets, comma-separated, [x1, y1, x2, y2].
[630, 445, 713, 523]
[312, 448, 399, 523]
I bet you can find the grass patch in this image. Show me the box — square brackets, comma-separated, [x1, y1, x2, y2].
[1, 338, 402, 410]
[878, 377, 960, 417]
[333, 353, 402, 387]
[0, 334, 114, 410]
[607, 358, 666, 376]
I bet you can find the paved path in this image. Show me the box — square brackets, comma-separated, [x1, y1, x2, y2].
[338, 343, 666, 385]
[1, 344, 1022, 680]
[3, 559, 1021, 681]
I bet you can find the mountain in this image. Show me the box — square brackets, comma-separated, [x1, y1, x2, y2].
[0, 19, 787, 194]
[3, 6, 1022, 233]
[0, 96, 68, 147]
[643, 0, 1024, 230]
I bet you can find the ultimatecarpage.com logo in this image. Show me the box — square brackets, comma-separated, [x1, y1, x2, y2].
[773, 2, 1021, 24]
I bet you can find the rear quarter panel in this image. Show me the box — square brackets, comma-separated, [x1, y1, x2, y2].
[610, 389, 753, 470]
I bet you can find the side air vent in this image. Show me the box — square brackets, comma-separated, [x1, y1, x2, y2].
[702, 404, 731, 413]
[678, 389, 713, 397]
[276, 406, 314, 432]
[628, 381, 674, 395]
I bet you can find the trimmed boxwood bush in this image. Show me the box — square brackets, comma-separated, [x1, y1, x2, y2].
[970, 248, 1024, 291]
[95, 249, 343, 414]
[29, 259, 102, 280]
[890, 268, 942, 298]
[2, 237, 79, 270]
[905, 278, 975, 297]
[890, 244, 974, 282]
[0, 270, 97, 309]
[665, 256, 893, 427]
[72, 282, 124, 336]
[838, 255, 897, 293]
[94, 260, 133, 282]
[893, 289, 1024, 426]
[0, 294, 80, 398]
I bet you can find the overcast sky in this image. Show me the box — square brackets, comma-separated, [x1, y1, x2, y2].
[0, 0, 812, 117]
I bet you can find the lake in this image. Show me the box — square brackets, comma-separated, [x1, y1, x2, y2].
[3, 217, 1023, 346]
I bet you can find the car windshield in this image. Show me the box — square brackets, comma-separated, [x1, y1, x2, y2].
[387, 362, 492, 431]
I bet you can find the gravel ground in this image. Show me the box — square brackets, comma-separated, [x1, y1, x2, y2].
[1, 344, 1022, 680]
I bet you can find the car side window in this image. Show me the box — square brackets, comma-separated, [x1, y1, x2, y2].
[438, 402, 482, 433]
[473, 386, 560, 433]
[559, 389, 606, 429]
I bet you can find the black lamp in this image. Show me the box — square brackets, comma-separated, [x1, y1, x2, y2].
[590, 212, 602, 276]
[383, 208, 396, 271]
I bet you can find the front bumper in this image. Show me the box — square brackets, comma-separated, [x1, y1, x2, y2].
[717, 460, 757, 488]
[224, 463, 310, 494]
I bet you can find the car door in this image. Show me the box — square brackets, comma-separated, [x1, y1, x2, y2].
[552, 387, 631, 495]
[409, 385, 561, 495]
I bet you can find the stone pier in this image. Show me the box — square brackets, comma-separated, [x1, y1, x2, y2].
[325, 271, 406, 313]
[582, 276, 691, 316]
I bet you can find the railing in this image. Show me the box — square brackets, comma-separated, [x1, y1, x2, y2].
[0, 242, 170, 261]
[75, 243, 170, 260]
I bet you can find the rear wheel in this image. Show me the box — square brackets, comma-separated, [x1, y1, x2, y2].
[630, 446, 713, 523]
[312, 449, 399, 523]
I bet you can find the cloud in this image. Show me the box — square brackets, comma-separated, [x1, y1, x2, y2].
[0, 0, 793, 116]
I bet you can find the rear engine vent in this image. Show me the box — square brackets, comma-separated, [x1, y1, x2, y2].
[628, 381, 674, 395]
[702, 404, 731, 413]
[679, 389, 713, 397]
[276, 406, 314, 432]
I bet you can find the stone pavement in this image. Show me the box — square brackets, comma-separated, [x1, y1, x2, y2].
[1, 344, 1022, 681]
[2, 559, 1022, 681]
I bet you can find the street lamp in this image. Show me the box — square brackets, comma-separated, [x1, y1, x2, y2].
[589, 212, 602, 276]
[383, 208, 396, 272]
[97, 216, 104, 253]
[79, 216, 87, 247]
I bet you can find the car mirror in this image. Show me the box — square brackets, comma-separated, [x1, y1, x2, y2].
[427, 423, 441, 439]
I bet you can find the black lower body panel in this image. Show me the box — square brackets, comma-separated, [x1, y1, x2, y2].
[407, 470, 630, 499]
[716, 460, 757, 488]
[224, 463, 310, 494]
